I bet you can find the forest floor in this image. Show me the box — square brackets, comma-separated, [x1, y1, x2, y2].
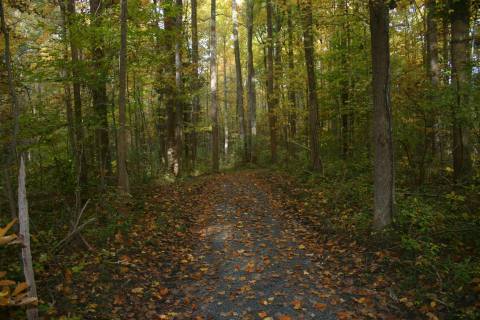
[37, 170, 411, 319]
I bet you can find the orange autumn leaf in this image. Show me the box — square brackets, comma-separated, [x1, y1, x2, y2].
[292, 299, 302, 310]
[314, 302, 327, 311]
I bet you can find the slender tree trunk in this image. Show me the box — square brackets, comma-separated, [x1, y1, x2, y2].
[210, 0, 220, 172]
[369, 0, 394, 229]
[164, 0, 178, 175]
[340, 0, 351, 159]
[232, 0, 248, 162]
[246, 0, 256, 162]
[287, 5, 296, 158]
[426, 0, 441, 87]
[174, 0, 184, 176]
[422, 0, 441, 181]
[66, 0, 88, 191]
[266, 0, 277, 163]
[117, 0, 130, 192]
[191, 0, 200, 169]
[59, 1, 76, 159]
[0, 0, 19, 220]
[274, 3, 284, 163]
[89, 0, 112, 182]
[301, 0, 322, 171]
[223, 37, 230, 159]
[18, 156, 38, 320]
[450, 0, 472, 181]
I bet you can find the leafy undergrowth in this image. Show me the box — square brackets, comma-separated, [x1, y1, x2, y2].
[261, 168, 480, 319]
[1, 176, 210, 319]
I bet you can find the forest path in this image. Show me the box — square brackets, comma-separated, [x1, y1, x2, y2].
[47, 171, 402, 319]
[160, 171, 398, 319]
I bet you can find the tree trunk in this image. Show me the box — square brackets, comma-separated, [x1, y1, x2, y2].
[0, 0, 19, 220]
[301, 0, 322, 171]
[18, 156, 38, 320]
[164, 0, 178, 175]
[450, 0, 472, 181]
[174, 0, 184, 176]
[66, 0, 88, 191]
[232, 0, 248, 162]
[89, 0, 112, 182]
[117, 0, 130, 192]
[223, 37, 230, 159]
[58, 1, 76, 160]
[287, 5, 296, 158]
[274, 2, 284, 163]
[191, 0, 200, 169]
[266, 0, 277, 163]
[369, 0, 394, 230]
[210, 0, 220, 172]
[246, 0, 256, 162]
[340, 0, 352, 159]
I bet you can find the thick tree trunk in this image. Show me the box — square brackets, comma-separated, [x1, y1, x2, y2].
[117, 0, 130, 192]
[369, 0, 394, 230]
[210, 0, 220, 172]
[89, 0, 112, 181]
[301, 0, 322, 171]
[191, 0, 200, 169]
[450, 0, 472, 181]
[232, 0, 248, 162]
[246, 0, 256, 162]
[266, 0, 277, 163]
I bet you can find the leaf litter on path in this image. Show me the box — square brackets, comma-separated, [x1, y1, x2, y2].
[45, 171, 408, 319]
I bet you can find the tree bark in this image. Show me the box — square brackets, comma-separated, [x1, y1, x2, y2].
[232, 0, 248, 162]
[89, 0, 112, 181]
[58, 1, 76, 160]
[301, 0, 322, 171]
[223, 37, 230, 159]
[174, 0, 184, 176]
[287, 5, 296, 158]
[210, 0, 220, 172]
[66, 0, 88, 191]
[246, 0, 256, 162]
[0, 0, 19, 220]
[117, 0, 130, 192]
[18, 156, 38, 320]
[191, 0, 200, 169]
[164, 0, 178, 175]
[266, 0, 277, 163]
[450, 0, 472, 181]
[369, 0, 394, 229]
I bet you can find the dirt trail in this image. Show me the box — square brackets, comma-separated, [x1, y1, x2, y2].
[160, 172, 399, 319]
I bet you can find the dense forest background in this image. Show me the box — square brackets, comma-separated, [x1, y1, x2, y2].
[1, 0, 479, 318]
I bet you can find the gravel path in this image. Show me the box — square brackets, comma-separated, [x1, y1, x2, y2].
[166, 174, 343, 319]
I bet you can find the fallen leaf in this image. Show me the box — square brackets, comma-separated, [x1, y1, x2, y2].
[314, 302, 327, 311]
[292, 299, 302, 310]
[131, 287, 144, 294]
